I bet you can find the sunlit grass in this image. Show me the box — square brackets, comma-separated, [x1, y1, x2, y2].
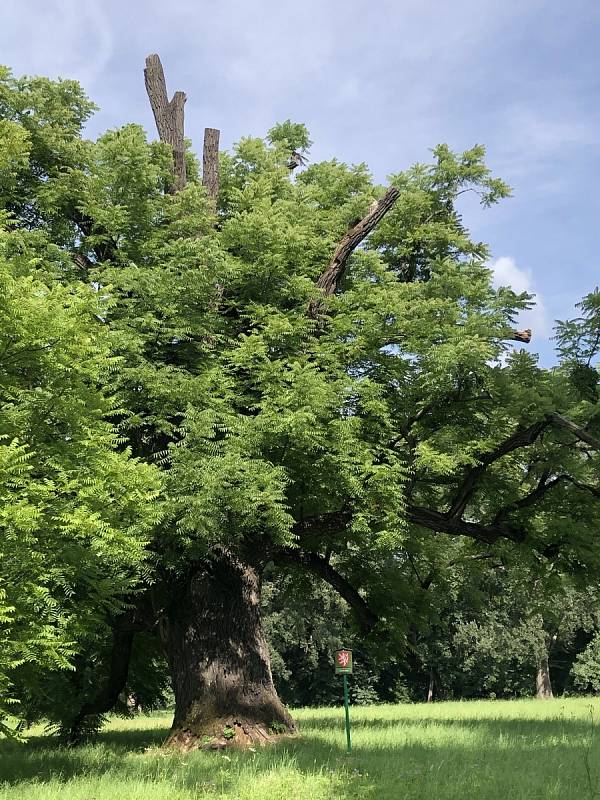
[2, 698, 600, 799]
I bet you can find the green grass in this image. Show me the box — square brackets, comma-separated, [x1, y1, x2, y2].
[2, 698, 600, 799]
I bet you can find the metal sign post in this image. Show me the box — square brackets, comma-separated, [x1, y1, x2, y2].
[335, 648, 353, 753]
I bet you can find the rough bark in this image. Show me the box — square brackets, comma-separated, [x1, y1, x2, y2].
[164, 551, 295, 749]
[509, 328, 532, 343]
[144, 53, 187, 191]
[305, 184, 532, 348]
[142, 56, 290, 750]
[535, 655, 554, 699]
[202, 127, 220, 208]
[308, 187, 400, 316]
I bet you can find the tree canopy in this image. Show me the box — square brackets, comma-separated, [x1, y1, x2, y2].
[0, 58, 599, 743]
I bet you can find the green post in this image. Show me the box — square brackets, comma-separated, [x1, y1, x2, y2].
[343, 673, 352, 753]
[335, 648, 353, 754]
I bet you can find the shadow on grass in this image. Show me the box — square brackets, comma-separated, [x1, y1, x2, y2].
[1, 713, 599, 799]
[0, 723, 171, 784]
[12, 721, 170, 752]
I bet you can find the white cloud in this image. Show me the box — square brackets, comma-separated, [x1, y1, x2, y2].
[491, 256, 550, 341]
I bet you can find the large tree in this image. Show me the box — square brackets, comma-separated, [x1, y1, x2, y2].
[1, 56, 599, 746]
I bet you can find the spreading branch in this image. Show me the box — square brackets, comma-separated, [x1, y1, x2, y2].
[289, 413, 597, 553]
[494, 472, 600, 528]
[447, 420, 550, 520]
[452, 413, 600, 523]
[308, 187, 400, 316]
[406, 504, 525, 544]
[409, 468, 600, 548]
[409, 411, 599, 544]
[144, 53, 187, 191]
[493, 471, 560, 524]
[549, 412, 600, 450]
[274, 548, 378, 633]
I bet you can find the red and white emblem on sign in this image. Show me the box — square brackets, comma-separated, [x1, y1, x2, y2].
[337, 650, 350, 667]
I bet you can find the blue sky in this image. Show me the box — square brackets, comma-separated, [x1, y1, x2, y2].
[2, 0, 599, 365]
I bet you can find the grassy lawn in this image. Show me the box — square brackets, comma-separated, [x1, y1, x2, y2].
[2, 698, 600, 799]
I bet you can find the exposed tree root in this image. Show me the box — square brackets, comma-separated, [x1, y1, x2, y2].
[166, 716, 296, 750]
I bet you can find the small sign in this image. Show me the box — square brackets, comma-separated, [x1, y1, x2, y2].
[335, 648, 353, 753]
[335, 648, 353, 674]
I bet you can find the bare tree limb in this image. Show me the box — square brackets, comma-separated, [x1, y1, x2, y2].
[308, 187, 400, 316]
[274, 548, 378, 633]
[381, 328, 533, 351]
[202, 127, 220, 208]
[72, 252, 94, 275]
[144, 53, 187, 192]
[508, 328, 532, 344]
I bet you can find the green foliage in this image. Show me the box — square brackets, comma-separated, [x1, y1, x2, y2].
[0, 76, 162, 732]
[556, 291, 600, 405]
[267, 119, 312, 153]
[556, 290, 600, 365]
[263, 551, 600, 705]
[268, 720, 288, 734]
[262, 569, 410, 707]
[572, 634, 600, 692]
[1, 61, 600, 735]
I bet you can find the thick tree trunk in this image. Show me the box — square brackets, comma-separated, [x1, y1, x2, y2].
[164, 551, 295, 749]
[535, 654, 554, 699]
